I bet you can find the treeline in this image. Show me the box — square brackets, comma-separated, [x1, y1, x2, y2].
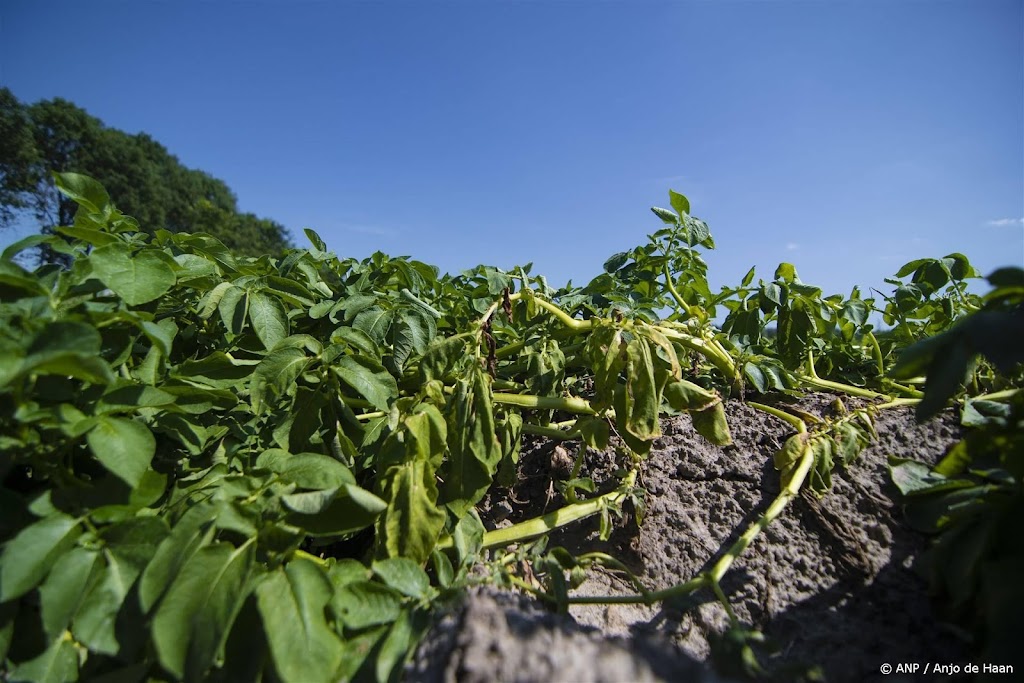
[0, 88, 292, 258]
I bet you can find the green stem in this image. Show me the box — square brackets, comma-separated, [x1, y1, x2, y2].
[293, 548, 331, 568]
[706, 441, 815, 583]
[438, 470, 637, 551]
[521, 423, 581, 441]
[530, 296, 593, 332]
[802, 349, 886, 400]
[496, 340, 526, 359]
[566, 576, 708, 606]
[747, 402, 807, 433]
[492, 392, 597, 415]
[798, 374, 887, 400]
[662, 264, 699, 319]
[659, 327, 739, 384]
[884, 381, 924, 398]
[972, 388, 1020, 403]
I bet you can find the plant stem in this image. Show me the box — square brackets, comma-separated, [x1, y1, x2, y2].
[706, 440, 814, 583]
[662, 264, 699, 319]
[801, 350, 886, 399]
[747, 402, 807, 433]
[659, 327, 739, 383]
[492, 392, 597, 415]
[293, 548, 331, 568]
[521, 423, 582, 441]
[437, 470, 638, 551]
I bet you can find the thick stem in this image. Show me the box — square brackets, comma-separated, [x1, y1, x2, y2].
[521, 423, 581, 441]
[706, 441, 814, 583]
[662, 264, 699, 319]
[492, 392, 597, 415]
[798, 374, 887, 400]
[747, 402, 807, 433]
[659, 327, 739, 384]
[440, 470, 637, 551]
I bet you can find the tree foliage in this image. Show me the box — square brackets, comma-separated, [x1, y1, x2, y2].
[0, 88, 291, 259]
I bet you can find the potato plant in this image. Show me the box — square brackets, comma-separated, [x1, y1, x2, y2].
[0, 173, 1019, 681]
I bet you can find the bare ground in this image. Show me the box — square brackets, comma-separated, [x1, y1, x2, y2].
[410, 395, 975, 682]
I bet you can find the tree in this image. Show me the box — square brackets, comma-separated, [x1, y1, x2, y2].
[0, 87, 293, 258]
[0, 88, 44, 228]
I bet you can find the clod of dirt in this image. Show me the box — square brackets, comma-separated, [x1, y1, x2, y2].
[416, 395, 971, 683]
[408, 589, 726, 683]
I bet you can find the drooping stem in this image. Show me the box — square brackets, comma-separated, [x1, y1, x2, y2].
[706, 441, 814, 583]
[662, 264, 699, 319]
[492, 391, 597, 415]
[748, 401, 807, 432]
[800, 350, 886, 399]
[659, 327, 739, 385]
[439, 470, 637, 551]
[521, 423, 582, 441]
[565, 442, 815, 606]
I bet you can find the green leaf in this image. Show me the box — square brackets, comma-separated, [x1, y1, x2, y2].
[9, 633, 79, 683]
[440, 366, 502, 517]
[286, 484, 387, 536]
[376, 610, 415, 683]
[331, 581, 403, 630]
[690, 401, 732, 446]
[171, 352, 259, 389]
[668, 189, 690, 216]
[664, 378, 718, 412]
[0, 512, 81, 601]
[650, 206, 677, 224]
[139, 503, 217, 613]
[353, 306, 396, 344]
[97, 384, 175, 414]
[334, 355, 398, 411]
[743, 364, 767, 394]
[419, 333, 472, 382]
[6, 321, 114, 388]
[372, 558, 433, 601]
[71, 518, 168, 654]
[0, 600, 16, 663]
[774, 262, 798, 283]
[378, 460, 446, 564]
[55, 171, 110, 215]
[55, 224, 120, 247]
[840, 299, 869, 326]
[917, 338, 973, 421]
[257, 559, 345, 683]
[304, 228, 328, 251]
[617, 337, 661, 441]
[90, 243, 177, 306]
[183, 543, 256, 681]
[250, 347, 310, 413]
[391, 310, 434, 372]
[248, 290, 290, 350]
[887, 456, 975, 497]
[39, 547, 99, 639]
[152, 542, 255, 680]
[257, 451, 355, 490]
[87, 416, 156, 488]
[603, 252, 629, 273]
[330, 326, 381, 357]
[217, 284, 248, 335]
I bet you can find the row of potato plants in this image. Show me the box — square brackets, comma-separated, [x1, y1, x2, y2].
[0, 173, 1020, 681]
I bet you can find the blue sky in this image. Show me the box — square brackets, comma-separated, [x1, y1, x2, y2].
[1, 0, 1022, 302]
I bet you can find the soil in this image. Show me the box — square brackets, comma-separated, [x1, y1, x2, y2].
[410, 394, 974, 683]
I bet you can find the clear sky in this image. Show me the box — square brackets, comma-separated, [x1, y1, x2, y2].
[1, 0, 1022, 301]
